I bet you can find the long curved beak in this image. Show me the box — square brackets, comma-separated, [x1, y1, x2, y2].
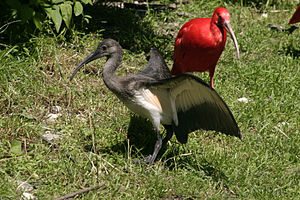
[224, 21, 240, 60]
[70, 49, 100, 81]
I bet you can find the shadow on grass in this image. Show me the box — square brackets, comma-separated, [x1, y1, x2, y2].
[94, 115, 166, 159]
[127, 115, 157, 156]
[282, 44, 300, 58]
[201, 162, 229, 183]
[164, 151, 228, 181]
[75, 3, 173, 54]
[97, 115, 157, 157]
[164, 153, 236, 196]
[93, 115, 230, 186]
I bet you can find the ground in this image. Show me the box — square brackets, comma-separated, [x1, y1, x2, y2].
[0, 0, 299, 199]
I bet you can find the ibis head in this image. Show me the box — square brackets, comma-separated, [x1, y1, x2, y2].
[212, 7, 240, 60]
[70, 39, 123, 81]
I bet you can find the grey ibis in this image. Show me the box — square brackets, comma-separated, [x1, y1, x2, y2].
[70, 39, 241, 164]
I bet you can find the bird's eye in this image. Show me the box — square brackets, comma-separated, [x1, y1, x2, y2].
[217, 15, 223, 24]
[102, 45, 107, 51]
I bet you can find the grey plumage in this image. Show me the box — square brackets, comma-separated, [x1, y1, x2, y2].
[71, 39, 241, 164]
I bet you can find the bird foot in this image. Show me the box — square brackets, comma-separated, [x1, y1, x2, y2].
[132, 155, 155, 165]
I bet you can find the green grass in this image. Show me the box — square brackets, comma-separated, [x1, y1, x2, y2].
[0, 1, 299, 199]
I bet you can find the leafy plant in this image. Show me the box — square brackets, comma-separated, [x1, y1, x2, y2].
[43, 0, 93, 32]
[0, 0, 93, 35]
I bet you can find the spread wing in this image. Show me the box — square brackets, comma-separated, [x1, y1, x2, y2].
[146, 74, 241, 144]
[138, 47, 172, 80]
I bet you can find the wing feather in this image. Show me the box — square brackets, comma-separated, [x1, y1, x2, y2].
[146, 74, 241, 143]
[138, 47, 171, 80]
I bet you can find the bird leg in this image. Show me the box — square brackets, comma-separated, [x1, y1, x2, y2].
[133, 128, 163, 164]
[209, 67, 215, 88]
[133, 125, 173, 164]
[209, 77, 214, 88]
[144, 129, 162, 164]
[209, 68, 215, 88]
[143, 125, 173, 164]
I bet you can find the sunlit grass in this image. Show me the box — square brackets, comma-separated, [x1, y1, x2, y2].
[0, 1, 299, 199]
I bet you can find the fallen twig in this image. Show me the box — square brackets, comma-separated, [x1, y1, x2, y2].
[54, 183, 105, 200]
[0, 20, 21, 34]
[269, 10, 289, 13]
[274, 126, 290, 138]
[127, 139, 130, 161]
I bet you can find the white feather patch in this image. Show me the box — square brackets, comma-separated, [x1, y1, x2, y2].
[122, 88, 173, 126]
[140, 89, 162, 112]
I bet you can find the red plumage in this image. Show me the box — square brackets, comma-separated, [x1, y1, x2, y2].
[172, 7, 239, 88]
[288, 5, 300, 24]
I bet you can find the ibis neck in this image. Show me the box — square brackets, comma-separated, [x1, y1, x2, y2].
[211, 21, 226, 45]
[102, 52, 123, 94]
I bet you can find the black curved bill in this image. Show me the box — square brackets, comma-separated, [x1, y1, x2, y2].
[70, 49, 100, 81]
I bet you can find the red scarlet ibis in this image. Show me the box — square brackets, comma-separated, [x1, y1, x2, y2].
[70, 39, 241, 164]
[172, 7, 240, 88]
[289, 5, 300, 24]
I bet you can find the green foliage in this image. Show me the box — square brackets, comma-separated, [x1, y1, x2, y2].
[0, 0, 92, 43]
[41, 0, 93, 32]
